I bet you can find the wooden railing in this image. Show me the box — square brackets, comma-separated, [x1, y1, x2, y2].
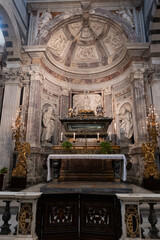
[0, 192, 41, 240]
[117, 194, 160, 239]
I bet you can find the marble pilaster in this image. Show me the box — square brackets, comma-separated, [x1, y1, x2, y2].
[0, 68, 23, 177]
[104, 87, 113, 141]
[131, 67, 147, 143]
[150, 65, 160, 116]
[26, 68, 43, 148]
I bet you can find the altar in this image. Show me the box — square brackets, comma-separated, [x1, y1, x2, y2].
[47, 154, 127, 182]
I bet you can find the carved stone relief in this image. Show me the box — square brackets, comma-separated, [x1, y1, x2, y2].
[104, 29, 124, 51]
[68, 22, 83, 36]
[90, 21, 104, 36]
[75, 45, 99, 62]
[48, 29, 69, 56]
[73, 94, 102, 115]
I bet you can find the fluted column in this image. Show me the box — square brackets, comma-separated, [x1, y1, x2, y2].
[131, 66, 147, 143]
[26, 68, 44, 148]
[0, 67, 23, 176]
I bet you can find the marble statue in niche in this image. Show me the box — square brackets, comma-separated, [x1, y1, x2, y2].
[119, 103, 133, 141]
[41, 106, 55, 143]
[39, 11, 52, 30]
[116, 7, 134, 28]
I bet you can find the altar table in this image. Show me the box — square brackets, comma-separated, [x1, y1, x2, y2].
[47, 154, 127, 182]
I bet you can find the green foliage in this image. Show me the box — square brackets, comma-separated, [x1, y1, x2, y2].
[62, 141, 73, 150]
[0, 167, 7, 174]
[100, 141, 112, 154]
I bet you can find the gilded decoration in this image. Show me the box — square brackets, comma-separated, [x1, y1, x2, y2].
[11, 111, 30, 178]
[18, 203, 32, 235]
[125, 205, 140, 238]
[142, 106, 160, 179]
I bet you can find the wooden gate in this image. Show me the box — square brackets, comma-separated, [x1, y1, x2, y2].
[36, 194, 121, 240]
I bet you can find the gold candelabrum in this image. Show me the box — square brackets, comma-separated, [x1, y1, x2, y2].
[11, 110, 30, 178]
[142, 106, 160, 179]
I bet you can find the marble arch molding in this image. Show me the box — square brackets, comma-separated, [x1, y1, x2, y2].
[35, 8, 137, 84]
[0, 1, 22, 60]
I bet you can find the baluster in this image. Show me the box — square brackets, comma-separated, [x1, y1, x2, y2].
[14, 212, 18, 235]
[0, 200, 11, 234]
[148, 203, 160, 239]
[139, 203, 145, 239]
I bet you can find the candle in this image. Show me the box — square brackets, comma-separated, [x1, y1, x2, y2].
[73, 132, 76, 141]
[108, 132, 112, 141]
[60, 132, 63, 141]
[97, 133, 99, 141]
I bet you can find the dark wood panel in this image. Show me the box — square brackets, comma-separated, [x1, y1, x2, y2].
[60, 159, 114, 181]
[80, 195, 121, 238]
[42, 194, 78, 235]
[39, 194, 121, 240]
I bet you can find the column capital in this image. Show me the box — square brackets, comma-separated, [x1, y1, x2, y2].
[130, 66, 145, 81]
[29, 68, 44, 84]
[3, 67, 27, 86]
[61, 88, 71, 96]
[103, 86, 112, 96]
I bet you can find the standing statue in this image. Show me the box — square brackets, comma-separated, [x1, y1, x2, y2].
[39, 10, 52, 30]
[116, 8, 134, 28]
[119, 108, 133, 140]
[41, 106, 55, 142]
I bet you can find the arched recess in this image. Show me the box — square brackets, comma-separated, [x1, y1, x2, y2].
[0, 0, 22, 61]
[34, 8, 137, 86]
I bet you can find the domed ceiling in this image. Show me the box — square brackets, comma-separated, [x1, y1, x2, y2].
[38, 8, 136, 84]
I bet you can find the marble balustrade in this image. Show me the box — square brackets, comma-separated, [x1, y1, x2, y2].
[0, 192, 42, 240]
[117, 193, 160, 239]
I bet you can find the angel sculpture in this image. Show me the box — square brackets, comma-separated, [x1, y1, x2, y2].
[39, 10, 52, 30]
[116, 8, 134, 28]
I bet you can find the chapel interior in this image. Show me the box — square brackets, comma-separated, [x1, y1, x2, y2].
[0, 0, 160, 239]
